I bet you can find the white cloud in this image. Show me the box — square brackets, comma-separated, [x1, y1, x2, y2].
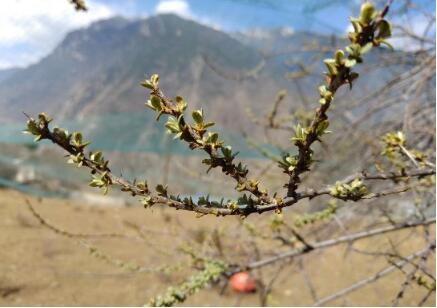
[280, 26, 294, 37]
[0, 51, 36, 70]
[345, 23, 354, 34]
[0, 0, 114, 68]
[154, 0, 222, 31]
[155, 0, 191, 18]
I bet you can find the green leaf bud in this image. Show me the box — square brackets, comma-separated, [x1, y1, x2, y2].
[334, 50, 344, 64]
[192, 109, 203, 124]
[175, 96, 187, 113]
[360, 2, 375, 24]
[323, 59, 338, 76]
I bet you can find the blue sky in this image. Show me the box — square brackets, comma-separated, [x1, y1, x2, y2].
[0, 0, 434, 69]
[104, 0, 355, 32]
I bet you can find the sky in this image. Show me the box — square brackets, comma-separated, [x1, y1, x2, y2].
[0, 0, 435, 69]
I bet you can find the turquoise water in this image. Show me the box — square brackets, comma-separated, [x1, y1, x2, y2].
[0, 112, 282, 197]
[1, 112, 270, 157]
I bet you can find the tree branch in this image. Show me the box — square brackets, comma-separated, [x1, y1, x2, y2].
[313, 245, 435, 306]
[284, 2, 393, 197]
[244, 218, 435, 270]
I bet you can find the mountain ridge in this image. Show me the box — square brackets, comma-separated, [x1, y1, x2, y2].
[0, 13, 406, 135]
[0, 14, 270, 127]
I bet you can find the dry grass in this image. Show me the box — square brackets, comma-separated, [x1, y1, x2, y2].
[0, 188, 434, 306]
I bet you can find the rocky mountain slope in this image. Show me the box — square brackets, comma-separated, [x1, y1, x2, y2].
[0, 15, 271, 126]
[0, 14, 409, 151]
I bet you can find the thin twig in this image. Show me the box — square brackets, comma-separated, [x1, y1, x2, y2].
[245, 218, 435, 270]
[26, 199, 133, 239]
[313, 246, 435, 306]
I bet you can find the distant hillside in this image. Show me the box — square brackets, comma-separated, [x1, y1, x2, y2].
[0, 14, 408, 140]
[0, 14, 431, 199]
[0, 15, 266, 126]
[0, 67, 21, 83]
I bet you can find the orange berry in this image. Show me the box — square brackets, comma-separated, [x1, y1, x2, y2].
[230, 272, 256, 293]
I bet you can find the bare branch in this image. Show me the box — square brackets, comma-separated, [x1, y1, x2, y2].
[313, 246, 435, 306]
[245, 218, 436, 270]
[26, 199, 131, 239]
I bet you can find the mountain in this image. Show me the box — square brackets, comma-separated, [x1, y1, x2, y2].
[0, 15, 271, 126]
[0, 14, 409, 137]
[0, 67, 21, 83]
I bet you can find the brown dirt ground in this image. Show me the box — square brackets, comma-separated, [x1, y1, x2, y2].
[0, 188, 435, 306]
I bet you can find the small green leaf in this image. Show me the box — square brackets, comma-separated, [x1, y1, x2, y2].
[380, 40, 394, 50]
[90, 151, 102, 162]
[203, 122, 215, 129]
[175, 96, 187, 113]
[141, 80, 154, 89]
[318, 85, 328, 96]
[323, 59, 338, 75]
[140, 196, 154, 208]
[192, 109, 203, 124]
[360, 42, 373, 54]
[376, 20, 392, 39]
[221, 146, 232, 158]
[156, 184, 168, 196]
[71, 132, 82, 145]
[360, 2, 375, 24]
[291, 123, 307, 143]
[150, 95, 162, 110]
[344, 58, 357, 68]
[38, 113, 52, 125]
[150, 74, 159, 87]
[334, 50, 344, 64]
[25, 120, 41, 136]
[349, 17, 362, 33]
[207, 132, 218, 144]
[165, 117, 181, 134]
[316, 120, 330, 136]
[52, 127, 70, 144]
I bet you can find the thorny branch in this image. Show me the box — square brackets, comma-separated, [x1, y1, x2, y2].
[23, 1, 434, 218]
[284, 2, 394, 197]
[23, 110, 435, 217]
